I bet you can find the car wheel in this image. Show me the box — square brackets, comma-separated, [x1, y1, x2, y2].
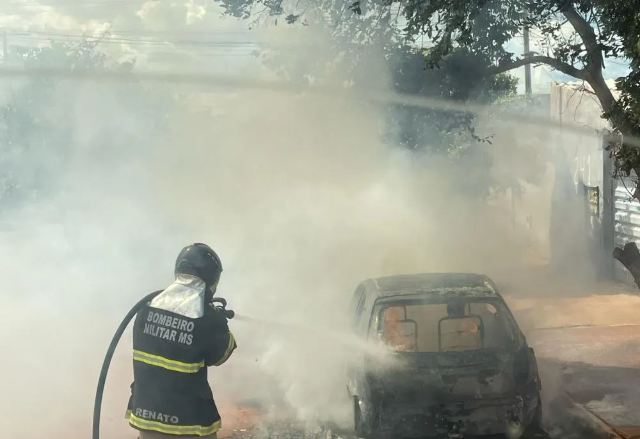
[524, 395, 543, 435]
[353, 398, 393, 439]
[353, 397, 369, 437]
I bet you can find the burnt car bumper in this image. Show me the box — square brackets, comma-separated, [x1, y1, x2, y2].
[376, 393, 540, 437]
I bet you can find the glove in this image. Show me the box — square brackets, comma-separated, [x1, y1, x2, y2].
[208, 297, 234, 319]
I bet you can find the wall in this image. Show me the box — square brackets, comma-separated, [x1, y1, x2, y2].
[549, 80, 624, 283]
[549, 82, 603, 280]
[614, 173, 640, 284]
[497, 94, 554, 264]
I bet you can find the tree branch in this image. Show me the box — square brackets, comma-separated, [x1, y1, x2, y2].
[486, 55, 587, 80]
[559, 3, 614, 111]
[560, 3, 604, 69]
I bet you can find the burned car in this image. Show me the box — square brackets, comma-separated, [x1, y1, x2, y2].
[346, 273, 542, 438]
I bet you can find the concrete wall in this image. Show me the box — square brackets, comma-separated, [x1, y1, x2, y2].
[547, 81, 618, 281]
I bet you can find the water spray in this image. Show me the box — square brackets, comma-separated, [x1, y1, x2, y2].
[232, 313, 397, 365]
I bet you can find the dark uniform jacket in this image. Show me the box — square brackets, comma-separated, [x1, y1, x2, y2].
[126, 274, 237, 437]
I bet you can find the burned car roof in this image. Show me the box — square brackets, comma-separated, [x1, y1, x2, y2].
[365, 272, 500, 298]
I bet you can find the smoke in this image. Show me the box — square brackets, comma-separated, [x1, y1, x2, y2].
[134, 25, 547, 430]
[0, 18, 615, 439]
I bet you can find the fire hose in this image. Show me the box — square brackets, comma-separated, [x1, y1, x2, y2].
[92, 292, 234, 439]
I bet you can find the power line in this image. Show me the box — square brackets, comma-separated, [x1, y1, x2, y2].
[4, 0, 141, 6]
[1, 27, 254, 36]
[4, 30, 260, 47]
[1, 33, 260, 61]
[9, 36, 258, 50]
[0, 33, 262, 64]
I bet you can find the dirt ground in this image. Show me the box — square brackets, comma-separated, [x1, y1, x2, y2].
[506, 286, 640, 331]
[504, 287, 640, 429]
[532, 325, 640, 428]
[218, 405, 263, 438]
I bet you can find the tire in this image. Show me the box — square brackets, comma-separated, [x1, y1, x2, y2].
[524, 395, 544, 436]
[353, 397, 369, 438]
[353, 398, 393, 439]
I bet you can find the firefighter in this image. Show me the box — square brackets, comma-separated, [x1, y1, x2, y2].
[126, 243, 237, 439]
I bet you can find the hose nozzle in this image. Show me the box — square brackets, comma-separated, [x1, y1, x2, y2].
[210, 297, 234, 319]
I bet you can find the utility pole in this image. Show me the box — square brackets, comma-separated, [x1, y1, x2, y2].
[523, 14, 532, 97]
[2, 31, 7, 64]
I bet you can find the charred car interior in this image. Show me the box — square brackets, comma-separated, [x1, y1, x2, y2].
[347, 273, 542, 439]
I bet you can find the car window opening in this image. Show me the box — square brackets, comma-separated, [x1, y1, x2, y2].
[378, 301, 515, 353]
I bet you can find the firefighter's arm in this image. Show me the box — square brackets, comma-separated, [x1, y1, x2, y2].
[202, 310, 237, 367]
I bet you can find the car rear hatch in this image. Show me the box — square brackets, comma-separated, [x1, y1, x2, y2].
[375, 348, 517, 404]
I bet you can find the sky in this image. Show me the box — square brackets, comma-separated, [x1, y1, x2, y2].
[0, 0, 263, 75]
[0, 0, 632, 94]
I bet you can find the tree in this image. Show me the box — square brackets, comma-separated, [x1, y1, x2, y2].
[218, 0, 638, 179]
[0, 34, 172, 209]
[596, 1, 640, 184]
[386, 47, 526, 198]
[221, 0, 533, 197]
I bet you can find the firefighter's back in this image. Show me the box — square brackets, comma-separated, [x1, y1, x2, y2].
[126, 276, 236, 438]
